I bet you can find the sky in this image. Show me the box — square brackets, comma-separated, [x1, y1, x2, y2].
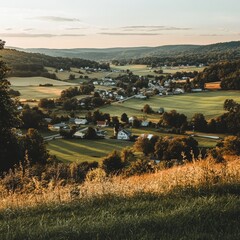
[0, 0, 240, 48]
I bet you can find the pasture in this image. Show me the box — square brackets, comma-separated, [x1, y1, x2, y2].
[100, 91, 240, 120]
[111, 64, 205, 76]
[47, 138, 133, 163]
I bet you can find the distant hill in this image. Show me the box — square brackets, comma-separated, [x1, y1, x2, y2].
[10, 41, 240, 61]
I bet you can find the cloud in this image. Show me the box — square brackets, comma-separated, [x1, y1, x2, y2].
[60, 34, 86, 37]
[24, 28, 34, 31]
[99, 32, 162, 36]
[121, 26, 191, 31]
[33, 16, 80, 22]
[200, 34, 225, 37]
[5, 28, 13, 31]
[0, 33, 85, 38]
[65, 27, 86, 30]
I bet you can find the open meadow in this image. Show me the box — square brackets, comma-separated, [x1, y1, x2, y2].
[100, 90, 240, 120]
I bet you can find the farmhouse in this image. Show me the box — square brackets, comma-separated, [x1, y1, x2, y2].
[74, 118, 88, 125]
[73, 131, 86, 139]
[135, 94, 147, 100]
[97, 120, 108, 127]
[117, 129, 132, 140]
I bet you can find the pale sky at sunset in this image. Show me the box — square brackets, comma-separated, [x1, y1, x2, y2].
[1, 0, 240, 48]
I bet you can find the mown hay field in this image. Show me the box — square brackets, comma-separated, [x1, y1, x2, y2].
[47, 138, 133, 163]
[47, 127, 220, 163]
[8, 76, 77, 101]
[8, 76, 77, 86]
[11, 86, 72, 101]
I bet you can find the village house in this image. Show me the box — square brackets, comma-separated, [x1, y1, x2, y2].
[74, 118, 88, 125]
[73, 131, 86, 139]
[141, 120, 150, 127]
[97, 120, 108, 127]
[49, 122, 68, 131]
[117, 129, 132, 140]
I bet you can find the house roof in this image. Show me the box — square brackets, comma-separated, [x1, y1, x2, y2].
[119, 129, 131, 136]
[97, 120, 108, 126]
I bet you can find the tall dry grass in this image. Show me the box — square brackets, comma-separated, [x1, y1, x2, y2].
[0, 155, 239, 210]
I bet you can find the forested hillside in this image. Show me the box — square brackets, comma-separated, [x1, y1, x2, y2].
[0, 49, 109, 77]
[12, 41, 240, 64]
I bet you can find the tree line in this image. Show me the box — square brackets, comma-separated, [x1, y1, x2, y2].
[194, 60, 240, 90]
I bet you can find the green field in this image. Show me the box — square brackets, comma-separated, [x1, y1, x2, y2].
[47, 127, 220, 163]
[47, 138, 133, 162]
[111, 64, 205, 76]
[100, 91, 240, 120]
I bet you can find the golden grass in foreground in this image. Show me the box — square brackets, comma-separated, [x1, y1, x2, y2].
[0, 156, 239, 210]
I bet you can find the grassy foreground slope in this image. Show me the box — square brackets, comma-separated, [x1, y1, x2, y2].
[0, 157, 239, 239]
[0, 194, 239, 240]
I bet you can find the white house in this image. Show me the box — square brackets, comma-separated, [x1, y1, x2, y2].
[141, 120, 150, 127]
[74, 118, 88, 125]
[174, 88, 184, 94]
[73, 131, 86, 139]
[50, 122, 68, 131]
[128, 116, 136, 123]
[117, 129, 132, 140]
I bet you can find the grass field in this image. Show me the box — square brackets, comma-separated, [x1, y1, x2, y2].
[0, 194, 239, 240]
[111, 64, 205, 76]
[47, 138, 133, 162]
[100, 91, 240, 120]
[47, 127, 220, 163]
